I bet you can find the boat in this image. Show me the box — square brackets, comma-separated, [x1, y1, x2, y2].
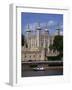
[33, 67, 45, 71]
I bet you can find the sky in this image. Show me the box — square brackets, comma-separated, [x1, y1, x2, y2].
[21, 12, 63, 35]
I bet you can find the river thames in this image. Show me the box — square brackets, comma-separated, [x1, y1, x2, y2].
[22, 67, 63, 77]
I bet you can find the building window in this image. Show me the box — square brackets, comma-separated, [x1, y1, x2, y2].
[39, 55, 41, 57]
[33, 55, 35, 57]
[30, 56, 31, 58]
[25, 55, 26, 58]
[41, 42, 43, 47]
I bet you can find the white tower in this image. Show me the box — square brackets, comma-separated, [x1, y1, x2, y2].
[44, 24, 49, 48]
[43, 24, 49, 60]
[36, 22, 41, 48]
[26, 24, 31, 37]
[56, 24, 61, 35]
[26, 24, 31, 48]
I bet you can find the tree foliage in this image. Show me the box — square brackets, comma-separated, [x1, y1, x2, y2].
[49, 35, 63, 58]
[53, 35, 63, 53]
[21, 34, 28, 48]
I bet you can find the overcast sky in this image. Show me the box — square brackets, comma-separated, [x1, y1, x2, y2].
[21, 12, 63, 35]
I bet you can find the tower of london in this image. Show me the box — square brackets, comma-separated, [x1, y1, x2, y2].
[21, 23, 60, 61]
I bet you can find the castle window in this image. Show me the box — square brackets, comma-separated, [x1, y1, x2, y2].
[30, 56, 31, 58]
[25, 55, 26, 58]
[41, 42, 43, 47]
[33, 55, 35, 57]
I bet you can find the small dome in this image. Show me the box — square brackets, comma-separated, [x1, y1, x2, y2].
[36, 22, 41, 30]
[26, 24, 31, 32]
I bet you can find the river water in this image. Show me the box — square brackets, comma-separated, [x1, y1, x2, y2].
[22, 68, 63, 77]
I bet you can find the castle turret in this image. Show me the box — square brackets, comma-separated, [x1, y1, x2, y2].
[26, 24, 31, 37]
[26, 24, 31, 48]
[56, 24, 61, 35]
[36, 22, 41, 48]
[44, 24, 49, 48]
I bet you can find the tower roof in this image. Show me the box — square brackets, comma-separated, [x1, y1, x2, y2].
[26, 24, 31, 32]
[44, 23, 49, 34]
[56, 24, 61, 35]
[36, 22, 41, 30]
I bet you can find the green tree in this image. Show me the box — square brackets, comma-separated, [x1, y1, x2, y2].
[21, 34, 28, 48]
[49, 35, 63, 59]
[21, 34, 25, 46]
